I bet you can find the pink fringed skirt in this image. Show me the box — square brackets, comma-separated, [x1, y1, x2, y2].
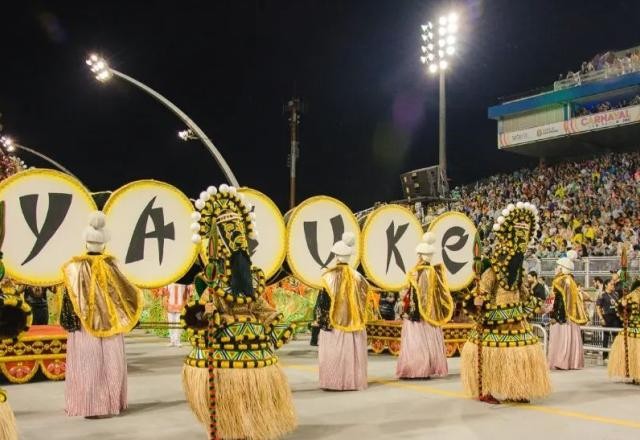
[65, 329, 128, 417]
[318, 329, 368, 391]
[396, 320, 448, 379]
[548, 322, 584, 370]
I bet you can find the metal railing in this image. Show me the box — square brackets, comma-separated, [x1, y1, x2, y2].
[527, 256, 640, 288]
[553, 60, 640, 91]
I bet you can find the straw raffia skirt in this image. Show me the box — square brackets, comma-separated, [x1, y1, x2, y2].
[0, 398, 18, 440]
[461, 341, 552, 400]
[608, 331, 640, 381]
[182, 364, 296, 440]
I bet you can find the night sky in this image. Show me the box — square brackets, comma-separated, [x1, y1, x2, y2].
[1, 1, 638, 212]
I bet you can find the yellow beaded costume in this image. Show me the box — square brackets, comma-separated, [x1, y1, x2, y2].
[181, 184, 296, 440]
[461, 202, 551, 402]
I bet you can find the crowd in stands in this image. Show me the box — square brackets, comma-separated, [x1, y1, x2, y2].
[574, 95, 640, 117]
[559, 49, 640, 85]
[433, 152, 640, 259]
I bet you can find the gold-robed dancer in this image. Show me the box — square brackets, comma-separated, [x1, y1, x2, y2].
[461, 201, 551, 404]
[60, 211, 144, 418]
[396, 231, 453, 379]
[181, 184, 296, 440]
[608, 280, 640, 383]
[315, 232, 370, 391]
[547, 250, 587, 370]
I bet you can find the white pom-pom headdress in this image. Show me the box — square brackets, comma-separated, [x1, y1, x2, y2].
[491, 200, 540, 247]
[331, 231, 355, 257]
[84, 211, 110, 247]
[189, 185, 257, 256]
[416, 231, 436, 255]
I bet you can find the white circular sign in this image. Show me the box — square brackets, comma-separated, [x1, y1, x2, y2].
[103, 180, 198, 288]
[361, 205, 423, 291]
[427, 211, 477, 291]
[286, 196, 360, 289]
[237, 187, 286, 279]
[0, 169, 97, 286]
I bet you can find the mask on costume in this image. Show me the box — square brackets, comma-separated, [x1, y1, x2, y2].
[190, 184, 258, 298]
[491, 202, 539, 291]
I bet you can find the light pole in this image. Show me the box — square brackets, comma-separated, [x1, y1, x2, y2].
[0, 135, 79, 180]
[85, 54, 239, 187]
[421, 12, 458, 195]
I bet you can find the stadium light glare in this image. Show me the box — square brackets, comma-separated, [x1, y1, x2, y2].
[419, 10, 462, 195]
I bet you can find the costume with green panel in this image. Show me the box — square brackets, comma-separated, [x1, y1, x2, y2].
[181, 184, 296, 440]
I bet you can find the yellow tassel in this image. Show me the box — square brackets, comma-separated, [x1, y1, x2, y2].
[461, 341, 552, 400]
[608, 334, 640, 381]
[0, 400, 18, 440]
[182, 365, 297, 440]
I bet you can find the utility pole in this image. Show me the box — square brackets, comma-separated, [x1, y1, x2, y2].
[285, 98, 304, 209]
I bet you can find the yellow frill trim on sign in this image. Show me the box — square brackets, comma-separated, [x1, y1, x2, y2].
[608, 333, 640, 382]
[460, 340, 552, 400]
[62, 254, 144, 338]
[182, 364, 297, 440]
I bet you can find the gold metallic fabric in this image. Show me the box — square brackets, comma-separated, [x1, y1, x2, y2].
[408, 263, 454, 327]
[552, 274, 588, 325]
[321, 265, 369, 332]
[62, 254, 143, 338]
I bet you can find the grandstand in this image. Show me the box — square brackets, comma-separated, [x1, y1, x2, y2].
[488, 45, 640, 158]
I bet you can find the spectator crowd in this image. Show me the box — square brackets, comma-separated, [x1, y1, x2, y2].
[434, 152, 640, 259]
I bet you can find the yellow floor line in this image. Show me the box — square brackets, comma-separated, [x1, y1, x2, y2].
[283, 363, 640, 429]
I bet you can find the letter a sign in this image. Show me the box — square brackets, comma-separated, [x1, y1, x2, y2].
[360, 204, 423, 291]
[286, 196, 360, 289]
[103, 180, 198, 288]
[0, 169, 97, 285]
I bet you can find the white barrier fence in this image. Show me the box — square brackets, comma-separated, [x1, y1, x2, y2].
[527, 256, 640, 288]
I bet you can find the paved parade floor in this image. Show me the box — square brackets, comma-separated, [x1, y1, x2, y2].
[4, 331, 640, 440]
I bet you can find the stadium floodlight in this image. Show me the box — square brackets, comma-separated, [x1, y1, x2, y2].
[178, 129, 197, 141]
[419, 10, 461, 195]
[0, 135, 15, 152]
[0, 134, 78, 178]
[84, 52, 239, 186]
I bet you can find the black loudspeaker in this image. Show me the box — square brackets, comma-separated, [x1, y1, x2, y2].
[400, 166, 442, 199]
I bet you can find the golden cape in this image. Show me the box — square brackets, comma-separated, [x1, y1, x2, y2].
[552, 274, 588, 325]
[408, 263, 454, 326]
[62, 254, 143, 338]
[321, 264, 369, 332]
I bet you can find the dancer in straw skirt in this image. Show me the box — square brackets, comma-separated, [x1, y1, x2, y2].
[461, 201, 551, 404]
[396, 231, 453, 379]
[60, 211, 143, 418]
[316, 232, 369, 391]
[547, 250, 587, 370]
[181, 184, 296, 439]
[608, 281, 640, 383]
